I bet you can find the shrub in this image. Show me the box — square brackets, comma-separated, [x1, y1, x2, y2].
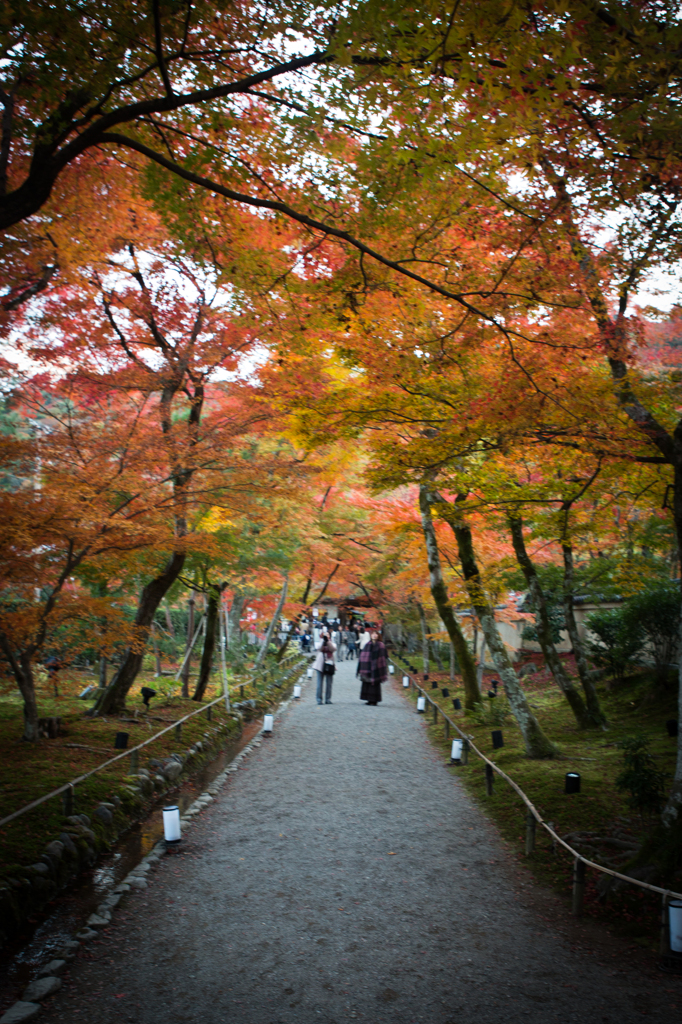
[615, 733, 669, 818]
[585, 606, 645, 684]
[625, 581, 681, 686]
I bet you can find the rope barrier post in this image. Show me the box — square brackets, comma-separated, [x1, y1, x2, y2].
[175, 723, 182, 741]
[660, 893, 670, 957]
[240, 685, 244, 699]
[206, 705, 212, 721]
[433, 702, 438, 725]
[461, 738, 469, 765]
[547, 821, 556, 855]
[130, 748, 139, 773]
[525, 811, 536, 856]
[572, 857, 586, 917]
[485, 763, 494, 796]
[62, 784, 74, 817]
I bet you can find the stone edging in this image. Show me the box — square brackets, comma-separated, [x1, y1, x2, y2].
[0, 680, 305, 1024]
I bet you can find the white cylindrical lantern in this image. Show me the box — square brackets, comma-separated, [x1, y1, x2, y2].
[402, 675, 409, 688]
[417, 696, 426, 713]
[389, 663, 395, 674]
[450, 739, 463, 762]
[263, 714, 274, 734]
[163, 805, 181, 844]
[307, 667, 313, 679]
[670, 899, 682, 952]
[293, 684, 301, 698]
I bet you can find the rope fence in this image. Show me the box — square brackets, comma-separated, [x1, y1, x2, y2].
[393, 655, 682, 965]
[0, 652, 305, 830]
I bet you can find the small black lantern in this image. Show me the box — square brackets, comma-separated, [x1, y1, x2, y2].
[491, 730, 504, 749]
[141, 686, 156, 707]
[666, 719, 679, 738]
[442, 688, 449, 697]
[453, 698, 462, 711]
[424, 673, 430, 681]
[431, 681, 438, 690]
[565, 772, 581, 794]
[491, 678, 500, 692]
[488, 689, 496, 699]
[114, 731, 129, 749]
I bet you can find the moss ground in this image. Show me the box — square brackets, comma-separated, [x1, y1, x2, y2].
[0, 664, 281, 877]
[391, 651, 679, 950]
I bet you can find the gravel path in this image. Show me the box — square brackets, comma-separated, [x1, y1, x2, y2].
[40, 659, 681, 1023]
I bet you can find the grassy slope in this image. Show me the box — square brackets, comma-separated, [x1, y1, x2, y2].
[392, 652, 679, 948]
[0, 666, 272, 876]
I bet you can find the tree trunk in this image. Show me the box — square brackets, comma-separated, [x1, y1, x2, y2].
[181, 595, 196, 698]
[98, 656, 107, 688]
[276, 631, 291, 663]
[94, 550, 186, 715]
[561, 540, 607, 727]
[254, 576, 288, 670]
[440, 501, 556, 758]
[164, 602, 175, 638]
[419, 485, 480, 706]
[151, 623, 162, 677]
[228, 590, 246, 643]
[509, 516, 592, 729]
[477, 636, 486, 691]
[416, 601, 430, 675]
[193, 588, 220, 701]
[449, 642, 456, 682]
[18, 655, 40, 741]
[218, 602, 231, 710]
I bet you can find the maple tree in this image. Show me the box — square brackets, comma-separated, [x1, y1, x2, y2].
[0, 381, 182, 739]
[4, 1, 682, 797]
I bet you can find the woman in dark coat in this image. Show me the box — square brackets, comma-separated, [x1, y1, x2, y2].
[357, 630, 387, 705]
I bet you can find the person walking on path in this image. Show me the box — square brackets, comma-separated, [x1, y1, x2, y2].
[357, 629, 387, 705]
[313, 631, 336, 704]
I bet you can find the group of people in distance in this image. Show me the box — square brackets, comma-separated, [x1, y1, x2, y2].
[312, 623, 387, 707]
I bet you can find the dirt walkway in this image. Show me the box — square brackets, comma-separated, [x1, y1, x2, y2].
[41, 658, 681, 1023]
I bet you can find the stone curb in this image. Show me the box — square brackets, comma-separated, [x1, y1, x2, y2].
[0, 675, 307, 1024]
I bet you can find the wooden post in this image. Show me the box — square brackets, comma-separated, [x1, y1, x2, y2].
[461, 738, 469, 765]
[206, 705, 212, 721]
[485, 763, 494, 795]
[181, 595, 195, 698]
[525, 811, 536, 856]
[572, 857, 586, 916]
[62, 784, 74, 817]
[130, 748, 139, 773]
[240, 684, 244, 699]
[660, 893, 670, 956]
[547, 821, 556, 855]
[175, 723, 182, 740]
[433, 702, 438, 724]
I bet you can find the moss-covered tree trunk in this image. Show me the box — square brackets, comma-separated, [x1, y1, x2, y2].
[561, 539, 607, 727]
[509, 516, 592, 729]
[419, 485, 480, 708]
[94, 549, 186, 715]
[438, 498, 556, 758]
[416, 600, 430, 675]
[193, 587, 220, 701]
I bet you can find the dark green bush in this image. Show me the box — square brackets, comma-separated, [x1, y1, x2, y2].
[585, 606, 645, 683]
[615, 733, 669, 817]
[625, 581, 680, 685]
